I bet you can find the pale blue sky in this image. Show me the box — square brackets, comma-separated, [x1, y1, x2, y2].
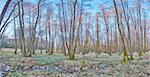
[0, 0, 149, 17]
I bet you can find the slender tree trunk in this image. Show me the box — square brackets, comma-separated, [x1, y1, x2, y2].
[48, 22, 51, 55]
[40, 38, 43, 54]
[143, 12, 147, 53]
[101, 7, 110, 55]
[114, 17, 118, 53]
[96, 14, 100, 57]
[138, 0, 143, 57]
[50, 39, 54, 54]
[13, 9, 17, 54]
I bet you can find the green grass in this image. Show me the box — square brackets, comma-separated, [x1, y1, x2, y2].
[32, 54, 65, 65]
[0, 49, 122, 66]
[1, 48, 150, 77]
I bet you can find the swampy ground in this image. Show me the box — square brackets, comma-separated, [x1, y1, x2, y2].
[0, 48, 150, 77]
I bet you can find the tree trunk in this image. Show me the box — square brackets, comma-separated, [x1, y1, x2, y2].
[13, 9, 17, 54]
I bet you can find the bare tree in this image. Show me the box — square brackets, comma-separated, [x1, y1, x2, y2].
[136, 0, 143, 57]
[143, 11, 147, 53]
[96, 13, 100, 56]
[28, 0, 41, 56]
[113, 0, 129, 61]
[17, 0, 27, 56]
[100, 4, 111, 55]
[66, 0, 78, 60]
[120, 0, 133, 59]
[60, 0, 67, 55]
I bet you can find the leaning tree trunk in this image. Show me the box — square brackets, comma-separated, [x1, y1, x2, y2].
[113, 0, 129, 61]
[0, 0, 12, 28]
[120, 0, 133, 60]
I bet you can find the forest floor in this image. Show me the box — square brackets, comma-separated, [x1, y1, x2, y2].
[0, 48, 150, 77]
